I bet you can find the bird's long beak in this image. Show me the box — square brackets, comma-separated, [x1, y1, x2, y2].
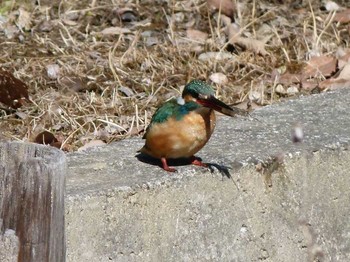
[197, 95, 244, 117]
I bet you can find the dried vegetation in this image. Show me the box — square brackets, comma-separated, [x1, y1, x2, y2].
[0, 0, 349, 150]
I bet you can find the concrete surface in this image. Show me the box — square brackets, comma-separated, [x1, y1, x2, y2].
[66, 88, 350, 261]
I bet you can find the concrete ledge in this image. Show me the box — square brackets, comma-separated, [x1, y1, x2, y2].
[66, 89, 350, 261]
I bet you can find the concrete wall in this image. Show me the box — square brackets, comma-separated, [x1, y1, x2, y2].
[66, 149, 350, 261]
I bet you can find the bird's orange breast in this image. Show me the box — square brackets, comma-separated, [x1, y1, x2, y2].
[140, 108, 216, 159]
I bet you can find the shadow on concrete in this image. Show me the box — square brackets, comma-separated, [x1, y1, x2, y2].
[207, 163, 232, 179]
[136, 153, 198, 168]
[135, 153, 232, 178]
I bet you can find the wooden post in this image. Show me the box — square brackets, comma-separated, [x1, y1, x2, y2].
[0, 226, 19, 262]
[0, 142, 66, 261]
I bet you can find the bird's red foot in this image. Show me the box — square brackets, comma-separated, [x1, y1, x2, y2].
[161, 157, 176, 172]
[190, 156, 208, 167]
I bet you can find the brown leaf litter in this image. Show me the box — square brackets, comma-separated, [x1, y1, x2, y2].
[0, 0, 350, 150]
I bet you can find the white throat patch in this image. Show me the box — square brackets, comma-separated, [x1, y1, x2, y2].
[176, 97, 185, 105]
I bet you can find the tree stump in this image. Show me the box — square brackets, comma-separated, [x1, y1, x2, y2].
[0, 226, 19, 262]
[0, 142, 66, 262]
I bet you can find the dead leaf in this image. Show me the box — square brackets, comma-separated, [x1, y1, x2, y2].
[63, 11, 79, 23]
[59, 76, 85, 92]
[335, 62, 350, 80]
[249, 90, 262, 102]
[187, 44, 205, 54]
[116, 8, 138, 23]
[207, 0, 236, 18]
[0, 69, 29, 108]
[300, 79, 319, 90]
[337, 49, 350, 69]
[37, 20, 55, 32]
[319, 78, 350, 90]
[226, 22, 240, 42]
[209, 72, 228, 85]
[186, 29, 208, 42]
[128, 126, 141, 136]
[334, 9, 350, 23]
[78, 140, 106, 152]
[110, 7, 139, 25]
[34, 131, 68, 150]
[17, 8, 31, 31]
[141, 30, 161, 46]
[15, 111, 28, 120]
[277, 73, 301, 84]
[2, 23, 19, 39]
[100, 26, 131, 35]
[62, 19, 78, 26]
[118, 86, 134, 97]
[172, 12, 185, 23]
[319, 62, 350, 90]
[34, 131, 59, 145]
[277, 56, 337, 88]
[93, 129, 110, 140]
[226, 23, 269, 55]
[303, 55, 337, 78]
[233, 37, 269, 56]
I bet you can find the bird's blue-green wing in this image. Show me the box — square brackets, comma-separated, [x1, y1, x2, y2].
[142, 99, 178, 138]
[150, 99, 178, 124]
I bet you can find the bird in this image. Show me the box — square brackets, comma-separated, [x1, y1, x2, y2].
[139, 80, 241, 172]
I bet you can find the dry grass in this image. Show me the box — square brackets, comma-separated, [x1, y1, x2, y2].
[0, 0, 349, 150]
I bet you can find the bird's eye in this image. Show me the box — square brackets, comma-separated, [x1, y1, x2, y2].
[198, 94, 209, 99]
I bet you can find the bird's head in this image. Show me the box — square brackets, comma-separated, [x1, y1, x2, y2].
[182, 80, 237, 117]
[182, 80, 215, 102]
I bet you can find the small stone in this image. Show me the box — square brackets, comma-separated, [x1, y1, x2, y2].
[198, 52, 234, 62]
[119, 10, 138, 23]
[292, 123, 303, 143]
[249, 90, 261, 102]
[186, 29, 208, 42]
[287, 86, 299, 95]
[118, 86, 134, 97]
[172, 12, 185, 23]
[275, 84, 286, 95]
[209, 73, 228, 85]
[47, 64, 60, 80]
[325, 1, 340, 12]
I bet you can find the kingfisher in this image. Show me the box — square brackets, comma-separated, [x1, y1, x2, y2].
[139, 80, 241, 172]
